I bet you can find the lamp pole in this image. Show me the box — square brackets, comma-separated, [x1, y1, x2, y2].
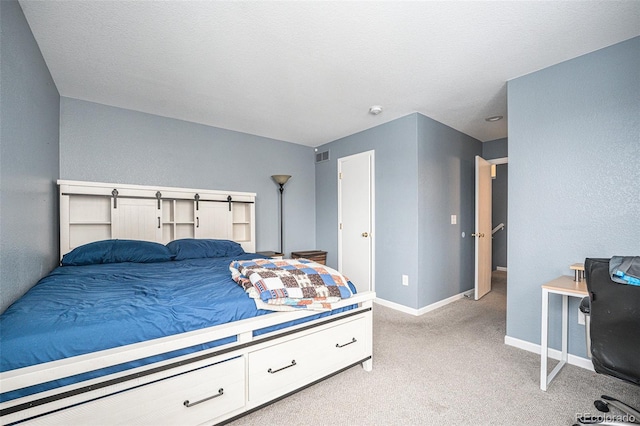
[271, 175, 291, 255]
[278, 183, 285, 255]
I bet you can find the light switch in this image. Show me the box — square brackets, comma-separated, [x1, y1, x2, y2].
[451, 215, 457, 225]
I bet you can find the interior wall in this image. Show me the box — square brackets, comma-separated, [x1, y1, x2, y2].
[482, 137, 508, 160]
[491, 164, 508, 270]
[507, 36, 640, 356]
[315, 112, 482, 310]
[59, 98, 316, 256]
[0, 1, 60, 313]
[315, 114, 420, 308]
[417, 114, 482, 307]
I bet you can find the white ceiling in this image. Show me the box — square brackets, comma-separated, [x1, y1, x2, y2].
[19, 1, 640, 147]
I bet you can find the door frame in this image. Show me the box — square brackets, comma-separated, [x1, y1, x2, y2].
[337, 150, 375, 293]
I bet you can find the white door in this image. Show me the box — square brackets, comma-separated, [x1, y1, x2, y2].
[338, 151, 374, 293]
[111, 198, 162, 242]
[474, 156, 492, 300]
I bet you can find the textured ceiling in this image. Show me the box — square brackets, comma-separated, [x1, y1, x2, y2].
[19, 1, 640, 147]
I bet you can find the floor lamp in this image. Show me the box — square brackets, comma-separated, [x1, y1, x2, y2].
[271, 175, 291, 255]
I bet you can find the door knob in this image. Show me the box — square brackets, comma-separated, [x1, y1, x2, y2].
[362, 232, 369, 237]
[471, 232, 485, 238]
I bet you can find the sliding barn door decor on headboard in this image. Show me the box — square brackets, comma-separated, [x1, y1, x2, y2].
[58, 180, 256, 257]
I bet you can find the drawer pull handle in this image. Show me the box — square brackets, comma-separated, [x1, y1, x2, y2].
[268, 360, 296, 374]
[336, 337, 357, 348]
[183, 388, 223, 408]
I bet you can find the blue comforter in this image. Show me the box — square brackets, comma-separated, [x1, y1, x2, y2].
[0, 255, 271, 375]
[0, 254, 356, 402]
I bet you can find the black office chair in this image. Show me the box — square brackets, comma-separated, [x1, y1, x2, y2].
[575, 258, 640, 425]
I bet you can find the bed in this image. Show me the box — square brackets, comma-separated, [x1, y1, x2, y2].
[0, 180, 375, 425]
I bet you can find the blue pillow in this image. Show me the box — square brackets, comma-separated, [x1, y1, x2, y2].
[62, 240, 174, 266]
[166, 239, 245, 260]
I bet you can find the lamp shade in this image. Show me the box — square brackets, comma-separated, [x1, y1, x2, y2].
[271, 175, 291, 185]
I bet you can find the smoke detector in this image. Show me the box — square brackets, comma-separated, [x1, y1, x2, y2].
[369, 105, 383, 115]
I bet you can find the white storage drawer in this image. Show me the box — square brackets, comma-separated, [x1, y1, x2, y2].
[26, 356, 245, 426]
[320, 316, 368, 368]
[248, 317, 367, 403]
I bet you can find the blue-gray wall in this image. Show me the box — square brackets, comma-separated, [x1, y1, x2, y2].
[417, 114, 482, 307]
[0, 1, 60, 313]
[315, 114, 420, 307]
[482, 137, 508, 160]
[490, 163, 508, 270]
[483, 138, 508, 270]
[315, 113, 481, 310]
[507, 36, 640, 356]
[59, 98, 316, 256]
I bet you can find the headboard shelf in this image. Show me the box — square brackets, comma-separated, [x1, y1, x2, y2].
[58, 180, 256, 258]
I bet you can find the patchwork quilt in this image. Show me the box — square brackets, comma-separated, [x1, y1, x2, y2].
[230, 258, 353, 311]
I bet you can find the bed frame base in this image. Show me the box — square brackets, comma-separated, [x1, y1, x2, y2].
[1, 300, 374, 425]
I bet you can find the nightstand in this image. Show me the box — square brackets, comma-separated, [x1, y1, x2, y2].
[291, 250, 327, 265]
[256, 251, 284, 260]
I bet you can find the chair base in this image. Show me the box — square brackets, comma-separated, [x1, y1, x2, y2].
[575, 395, 640, 425]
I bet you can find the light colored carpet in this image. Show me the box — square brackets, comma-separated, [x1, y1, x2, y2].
[229, 272, 639, 425]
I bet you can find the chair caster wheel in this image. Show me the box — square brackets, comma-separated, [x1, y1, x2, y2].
[594, 399, 610, 412]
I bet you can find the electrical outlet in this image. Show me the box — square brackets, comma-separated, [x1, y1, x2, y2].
[402, 275, 409, 286]
[451, 215, 457, 225]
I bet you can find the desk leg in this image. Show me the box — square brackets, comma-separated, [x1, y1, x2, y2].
[561, 294, 568, 364]
[541, 288, 549, 391]
[542, 292, 570, 391]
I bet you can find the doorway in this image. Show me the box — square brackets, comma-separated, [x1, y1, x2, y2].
[474, 156, 508, 300]
[475, 156, 493, 300]
[337, 150, 375, 293]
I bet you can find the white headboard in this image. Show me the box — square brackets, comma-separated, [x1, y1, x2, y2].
[58, 180, 256, 258]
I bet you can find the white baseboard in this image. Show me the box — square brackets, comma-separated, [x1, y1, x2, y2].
[375, 289, 474, 317]
[496, 266, 507, 272]
[504, 335, 594, 371]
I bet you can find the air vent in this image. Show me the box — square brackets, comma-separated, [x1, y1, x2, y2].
[315, 150, 330, 163]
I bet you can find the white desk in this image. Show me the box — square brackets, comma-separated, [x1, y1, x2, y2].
[540, 275, 588, 391]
